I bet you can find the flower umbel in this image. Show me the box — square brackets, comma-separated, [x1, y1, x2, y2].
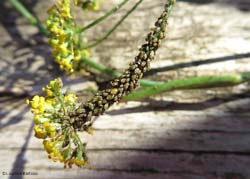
[27, 78, 90, 168]
[46, 0, 90, 73]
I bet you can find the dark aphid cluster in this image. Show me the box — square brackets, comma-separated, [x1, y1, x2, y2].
[70, 1, 174, 131]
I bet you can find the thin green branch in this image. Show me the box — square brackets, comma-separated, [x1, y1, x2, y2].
[124, 72, 250, 101]
[75, 0, 130, 34]
[9, 0, 49, 36]
[84, 0, 144, 49]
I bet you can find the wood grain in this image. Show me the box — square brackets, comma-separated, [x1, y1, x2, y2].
[1, 0, 250, 179]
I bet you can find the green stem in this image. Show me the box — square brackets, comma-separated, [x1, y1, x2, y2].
[81, 57, 119, 77]
[9, 0, 49, 36]
[124, 72, 250, 101]
[75, 0, 130, 34]
[81, 57, 163, 87]
[84, 0, 144, 49]
[167, 0, 175, 18]
[59, 94, 66, 114]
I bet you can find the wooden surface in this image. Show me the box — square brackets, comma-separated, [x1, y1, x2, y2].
[1, 0, 250, 179]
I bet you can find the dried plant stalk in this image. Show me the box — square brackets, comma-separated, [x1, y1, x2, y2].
[70, 0, 175, 131]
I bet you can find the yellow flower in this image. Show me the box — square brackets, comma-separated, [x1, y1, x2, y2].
[46, 98, 54, 105]
[43, 140, 55, 153]
[31, 95, 39, 108]
[30, 95, 46, 114]
[58, 44, 68, 55]
[49, 131, 56, 138]
[61, 7, 71, 18]
[93, 2, 100, 11]
[50, 25, 60, 34]
[58, 31, 66, 42]
[58, 0, 71, 17]
[34, 125, 47, 139]
[87, 127, 94, 135]
[58, 59, 74, 72]
[74, 158, 86, 166]
[64, 93, 77, 105]
[49, 39, 59, 48]
[46, 89, 54, 97]
[43, 121, 50, 130]
[68, 157, 86, 167]
[43, 121, 56, 138]
[44, 139, 66, 163]
[49, 145, 64, 162]
[34, 115, 41, 124]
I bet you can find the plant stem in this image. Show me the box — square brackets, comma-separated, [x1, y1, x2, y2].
[59, 94, 66, 114]
[75, 0, 130, 34]
[83, 0, 144, 49]
[81, 57, 163, 87]
[123, 72, 250, 101]
[9, 0, 49, 36]
[71, 1, 176, 130]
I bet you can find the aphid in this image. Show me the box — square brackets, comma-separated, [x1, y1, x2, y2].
[107, 94, 114, 100]
[120, 78, 126, 83]
[110, 88, 118, 95]
[134, 68, 141, 75]
[93, 108, 99, 115]
[124, 83, 129, 90]
[110, 81, 119, 87]
[118, 88, 124, 93]
[140, 61, 146, 67]
[97, 100, 102, 106]
[104, 103, 109, 110]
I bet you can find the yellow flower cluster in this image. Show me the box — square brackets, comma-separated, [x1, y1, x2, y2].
[46, 0, 90, 73]
[28, 95, 56, 139]
[43, 135, 87, 167]
[27, 79, 61, 139]
[33, 122, 56, 139]
[68, 156, 86, 167]
[26, 95, 46, 115]
[43, 140, 64, 162]
[34, 125, 47, 139]
[27, 78, 89, 168]
[64, 93, 78, 105]
[42, 78, 63, 97]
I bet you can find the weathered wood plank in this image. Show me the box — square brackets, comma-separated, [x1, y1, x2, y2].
[0, 169, 212, 179]
[3, 98, 250, 131]
[2, 127, 250, 152]
[1, 149, 250, 179]
[1, 0, 250, 178]
[1, 98, 250, 152]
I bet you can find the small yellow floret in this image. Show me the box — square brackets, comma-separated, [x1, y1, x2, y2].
[87, 127, 94, 135]
[34, 125, 47, 139]
[43, 140, 55, 153]
[64, 93, 77, 105]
